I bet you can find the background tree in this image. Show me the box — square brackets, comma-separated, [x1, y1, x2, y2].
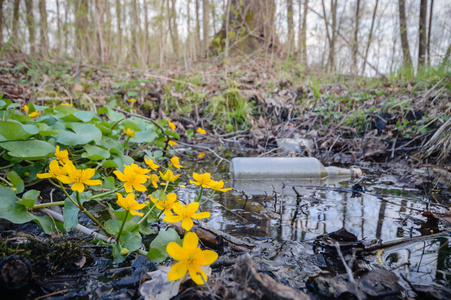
[286, 0, 294, 55]
[39, 0, 49, 56]
[418, 0, 427, 66]
[202, 0, 210, 56]
[398, 0, 412, 66]
[25, 0, 35, 54]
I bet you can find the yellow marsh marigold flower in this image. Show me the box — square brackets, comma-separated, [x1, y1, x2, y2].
[144, 158, 159, 171]
[167, 232, 218, 285]
[170, 156, 183, 169]
[198, 152, 205, 158]
[60, 103, 73, 106]
[164, 202, 210, 231]
[116, 193, 146, 216]
[124, 128, 136, 137]
[129, 163, 150, 176]
[55, 145, 71, 164]
[167, 118, 176, 130]
[190, 173, 211, 188]
[159, 169, 180, 182]
[150, 192, 178, 216]
[127, 98, 136, 103]
[197, 127, 206, 135]
[37, 160, 67, 179]
[28, 111, 40, 118]
[57, 162, 102, 193]
[207, 180, 232, 192]
[114, 164, 150, 193]
[149, 174, 159, 188]
[168, 140, 178, 146]
[23, 105, 29, 112]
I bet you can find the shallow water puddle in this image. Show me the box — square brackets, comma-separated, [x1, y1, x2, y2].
[178, 172, 451, 290]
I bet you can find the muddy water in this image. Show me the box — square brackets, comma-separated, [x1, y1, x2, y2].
[178, 160, 451, 291]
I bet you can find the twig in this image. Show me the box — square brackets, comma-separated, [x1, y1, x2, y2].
[39, 208, 115, 244]
[176, 141, 230, 163]
[335, 242, 355, 284]
[32, 289, 69, 300]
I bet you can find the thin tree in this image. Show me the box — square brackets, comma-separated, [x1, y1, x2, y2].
[203, 0, 210, 57]
[299, 0, 308, 65]
[361, 0, 379, 76]
[427, 0, 433, 65]
[287, 0, 294, 55]
[418, 0, 427, 66]
[25, 0, 36, 54]
[115, 0, 122, 63]
[352, 0, 361, 74]
[321, 0, 337, 71]
[56, 0, 62, 56]
[94, 0, 105, 63]
[12, 0, 20, 46]
[167, 0, 179, 57]
[0, 0, 3, 47]
[398, 0, 412, 66]
[195, 0, 200, 53]
[75, 0, 89, 59]
[39, 0, 49, 56]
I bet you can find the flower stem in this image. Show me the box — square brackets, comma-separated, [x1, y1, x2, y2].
[33, 201, 65, 209]
[137, 202, 157, 225]
[200, 190, 216, 205]
[116, 210, 129, 244]
[163, 181, 169, 193]
[91, 185, 124, 200]
[195, 186, 204, 202]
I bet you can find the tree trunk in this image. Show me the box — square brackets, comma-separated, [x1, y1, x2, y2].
[427, 0, 433, 65]
[398, 0, 412, 66]
[95, 0, 105, 63]
[202, 0, 210, 57]
[195, 0, 201, 54]
[39, 0, 49, 56]
[352, 0, 361, 74]
[115, 0, 122, 62]
[167, 0, 179, 57]
[362, 0, 378, 76]
[213, 0, 278, 55]
[286, 0, 294, 55]
[56, 0, 62, 56]
[325, 0, 337, 72]
[300, 0, 308, 65]
[418, 0, 427, 66]
[0, 0, 3, 47]
[143, 0, 149, 63]
[12, 0, 20, 46]
[25, 0, 36, 54]
[75, 0, 89, 59]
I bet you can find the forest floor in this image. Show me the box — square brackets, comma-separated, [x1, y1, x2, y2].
[0, 53, 450, 299]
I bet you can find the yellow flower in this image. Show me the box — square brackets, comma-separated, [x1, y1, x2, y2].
[23, 105, 29, 112]
[168, 140, 178, 146]
[197, 127, 206, 135]
[124, 128, 136, 137]
[144, 158, 160, 171]
[163, 202, 210, 231]
[150, 174, 159, 188]
[57, 162, 102, 193]
[207, 180, 232, 192]
[55, 145, 71, 164]
[159, 169, 180, 182]
[167, 232, 218, 285]
[198, 152, 205, 158]
[167, 118, 176, 130]
[114, 164, 150, 193]
[116, 193, 146, 216]
[190, 173, 211, 188]
[37, 160, 67, 179]
[60, 103, 73, 106]
[129, 163, 150, 176]
[150, 192, 178, 216]
[28, 111, 39, 118]
[170, 156, 183, 169]
[127, 98, 136, 103]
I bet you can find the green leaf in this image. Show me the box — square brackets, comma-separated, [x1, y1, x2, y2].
[103, 176, 116, 190]
[112, 154, 134, 171]
[126, 91, 139, 97]
[0, 140, 56, 160]
[82, 145, 110, 161]
[112, 243, 127, 263]
[60, 111, 99, 122]
[7, 170, 24, 193]
[0, 120, 37, 140]
[36, 123, 59, 136]
[147, 228, 180, 263]
[55, 123, 102, 146]
[165, 130, 180, 140]
[62, 191, 92, 229]
[19, 190, 40, 208]
[101, 160, 118, 168]
[122, 231, 142, 252]
[132, 127, 158, 143]
[104, 219, 122, 235]
[0, 187, 34, 224]
[121, 120, 141, 132]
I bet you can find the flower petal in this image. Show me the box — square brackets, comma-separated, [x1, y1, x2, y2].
[84, 179, 102, 186]
[113, 170, 126, 181]
[192, 212, 210, 219]
[37, 173, 51, 179]
[167, 242, 185, 261]
[129, 210, 144, 216]
[71, 182, 85, 193]
[183, 232, 198, 249]
[164, 215, 183, 223]
[168, 262, 189, 281]
[189, 265, 208, 285]
[181, 217, 194, 231]
[198, 250, 218, 265]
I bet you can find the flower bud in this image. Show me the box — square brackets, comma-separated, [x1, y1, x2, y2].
[120, 248, 130, 256]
